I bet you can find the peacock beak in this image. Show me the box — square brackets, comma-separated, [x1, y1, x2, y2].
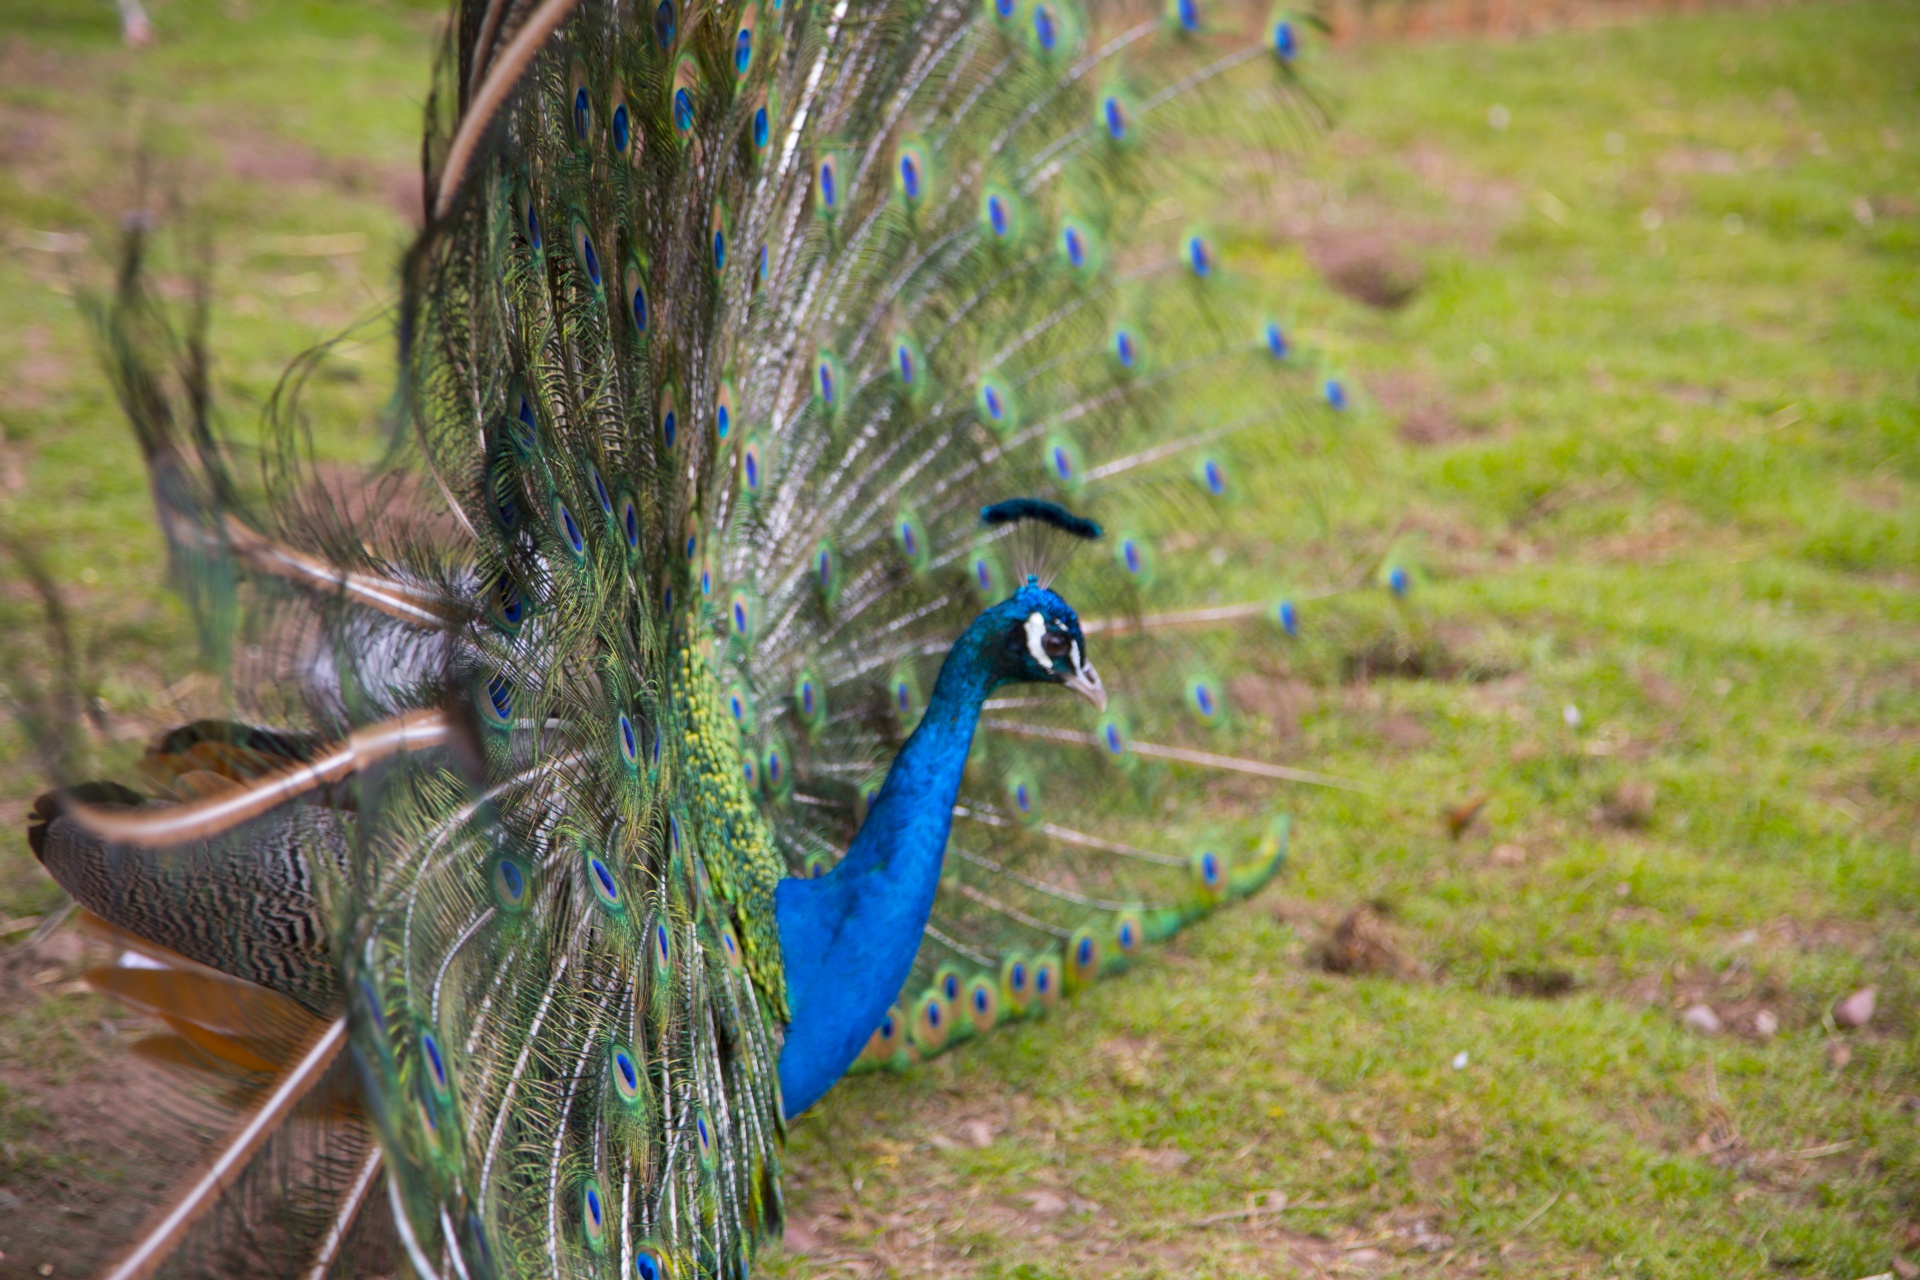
[1063, 662, 1106, 712]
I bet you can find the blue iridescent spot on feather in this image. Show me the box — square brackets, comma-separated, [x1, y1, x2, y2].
[1115, 329, 1136, 368]
[663, 406, 678, 448]
[577, 230, 601, 286]
[900, 153, 921, 199]
[1277, 599, 1299, 635]
[559, 503, 585, 554]
[1121, 539, 1142, 575]
[987, 194, 1010, 237]
[1273, 19, 1298, 58]
[819, 158, 838, 209]
[487, 674, 512, 720]
[1389, 565, 1410, 596]
[495, 858, 525, 905]
[621, 498, 640, 549]
[734, 26, 752, 73]
[1265, 322, 1288, 358]
[713, 227, 726, 270]
[573, 87, 590, 141]
[674, 87, 694, 132]
[1203, 458, 1226, 495]
[1104, 722, 1124, 754]
[654, 0, 675, 47]
[590, 465, 612, 514]
[1034, 3, 1058, 48]
[612, 103, 631, 153]
[423, 1033, 448, 1091]
[753, 106, 769, 148]
[1177, 0, 1199, 30]
[1103, 96, 1128, 140]
[619, 715, 638, 764]
[1325, 379, 1347, 410]
[1187, 234, 1213, 276]
[589, 855, 620, 905]
[656, 923, 670, 963]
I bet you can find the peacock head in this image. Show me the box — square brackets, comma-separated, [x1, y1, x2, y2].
[975, 499, 1106, 711]
[983, 582, 1106, 710]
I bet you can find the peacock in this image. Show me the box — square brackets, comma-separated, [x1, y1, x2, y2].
[19, 0, 1396, 1274]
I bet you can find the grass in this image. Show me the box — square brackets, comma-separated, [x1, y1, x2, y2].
[1, 0, 1916, 1277]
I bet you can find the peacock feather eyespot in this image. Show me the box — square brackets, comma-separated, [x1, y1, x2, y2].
[894, 510, 927, 569]
[1099, 716, 1128, 759]
[816, 154, 840, 213]
[1388, 565, 1410, 596]
[618, 713, 639, 767]
[1197, 455, 1229, 497]
[730, 592, 751, 640]
[1059, 218, 1094, 272]
[618, 495, 641, 552]
[1264, 320, 1289, 359]
[1188, 676, 1223, 721]
[814, 351, 839, 407]
[1001, 954, 1031, 1011]
[720, 924, 744, 971]
[803, 851, 831, 879]
[489, 570, 525, 630]
[752, 102, 770, 149]
[659, 386, 679, 450]
[555, 500, 587, 558]
[508, 384, 539, 453]
[478, 672, 513, 727]
[982, 188, 1014, 240]
[520, 187, 542, 252]
[936, 966, 962, 1005]
[911, 988, 949, 1052]
[587, 852, 624, 910]
[893, 339, 917, 388]
[1272, 17, 1299, 60]
[1115, 911, 1146, 955]
[968, 549, 999, 599]
[422, 1030, 450, 1095]
[896, 146, 925, 203]
[1033, 956, 1062, 1007]
[1067, 926, 1101, 986]
[1170, 0, 1201, 31]
[652, 0, 675, 48]
[976, 377, 1014, 431]
[733, 11, 754, 77]
[966, 975, 999, 1031]
[710, 203, 728, 273]
[673, 86, 695, 134]
[986, 0, 1016, 22]
[581, 1180, 607, 1250]
[715, 381, 734, 440]
[358, 976, 388, 1035]
[1325, 378, 1348, 410]
[794, 672, 825, 726]
[1045, 435, 1084, 491]
[1101, 93, 1131, 142]
[1115, 532, 1152, 582]
[811, 540, 836, 601]
[890, 668, 920, 723]
[610, 1045, 642, 1102]
[741, 439, 763, 495]
[1031, 1, 1059, 52]
[588, 462, 613, 515]
[1193, 848, 1228, 900]
[492, 855, 528, 910]
[1114, 327, 1138, 370]
[695, 1113, 718, 1174]
[763, 741, 787, 794]
[625, 258, 650, 334]
[655, 920, 671, 966]
[634, 1244, 671, 1280]
[1274, 597, 1299, 636]
[571, 217, 603, 290]
[1187, 231, 1214, 277]
[611, 99, 632, 155]
[569, 66, 592, 143]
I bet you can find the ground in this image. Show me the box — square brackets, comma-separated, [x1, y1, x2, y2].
[0, 1, 1915, 1277]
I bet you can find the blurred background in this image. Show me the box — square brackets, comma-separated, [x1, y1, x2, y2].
[0, 0, 1914, 1275]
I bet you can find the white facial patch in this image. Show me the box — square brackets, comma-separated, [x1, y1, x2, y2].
[1070, 640, 1081, 673]
[1024, 611, 1051, 669]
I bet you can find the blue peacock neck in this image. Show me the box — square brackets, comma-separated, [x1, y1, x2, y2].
[773, 609, 1006, 1117]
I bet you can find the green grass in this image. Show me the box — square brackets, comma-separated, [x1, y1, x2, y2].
[1, 1, 1917, 1277]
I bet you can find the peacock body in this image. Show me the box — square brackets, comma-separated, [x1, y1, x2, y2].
[21, 0, 1391, 1274]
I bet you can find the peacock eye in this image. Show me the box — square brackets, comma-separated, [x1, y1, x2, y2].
[1042, 632, 1070, 659]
